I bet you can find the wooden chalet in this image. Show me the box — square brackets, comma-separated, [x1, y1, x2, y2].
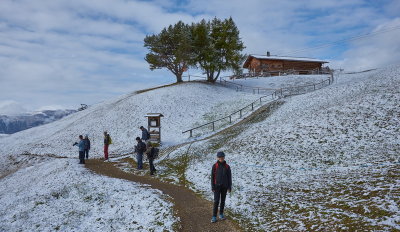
[243, 52, 329, 76]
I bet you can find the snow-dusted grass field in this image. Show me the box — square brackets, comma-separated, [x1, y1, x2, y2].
[0, 158, 177, 232]
[178, 66, 400, 231]
[0, 80, 268, 232]
[1, 67, 399, 231]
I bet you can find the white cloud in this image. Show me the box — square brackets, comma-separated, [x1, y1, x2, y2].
[0, 0, 195, 111]
[0, 100, 27, 115]
[332, 18, 400, 71]
[35, 105, 68, 112]
[0, 0, 398, 111]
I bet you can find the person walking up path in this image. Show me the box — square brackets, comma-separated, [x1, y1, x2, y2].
[135, 137, 146, 170]
[83, 134, 91, 159]
[73, 135, 86, 164]
[211, 151, 232, 223]
[140, 126, 150, 142]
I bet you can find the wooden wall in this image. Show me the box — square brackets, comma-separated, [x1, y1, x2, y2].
[247, 57, 323, 74]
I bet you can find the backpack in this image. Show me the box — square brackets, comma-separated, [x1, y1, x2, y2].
[138, 142, 146, 153]
[146, 131, 151, 140]
[213, 162, 229, 185]
[108, 135, 113, 145]
[151, 147, 160, 159]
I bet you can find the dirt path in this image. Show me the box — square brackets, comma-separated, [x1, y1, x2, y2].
[85, 159, 242, 232]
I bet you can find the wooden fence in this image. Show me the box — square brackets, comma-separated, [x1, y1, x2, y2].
[182, 73, 334, 137]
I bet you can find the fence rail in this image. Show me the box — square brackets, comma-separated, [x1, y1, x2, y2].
[231, 68, 332, 79]
[182, 73, 334, 137]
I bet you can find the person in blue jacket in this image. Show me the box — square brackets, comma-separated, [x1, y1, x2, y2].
[73, 135, 85, 164]
[140, 126, 150, 141]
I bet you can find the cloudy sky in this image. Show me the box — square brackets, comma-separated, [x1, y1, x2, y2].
[0, 0, 399, 114]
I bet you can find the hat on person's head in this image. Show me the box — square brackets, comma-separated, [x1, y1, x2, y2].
[140, 126, 144, 129]
[136, 137, 141, 141]
[217, 151, 225, 158]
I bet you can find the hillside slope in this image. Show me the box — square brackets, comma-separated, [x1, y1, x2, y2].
[180, 65, 400, 231]
[0, 82, 259, 161]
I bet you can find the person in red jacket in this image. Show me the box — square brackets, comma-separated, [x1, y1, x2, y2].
[211, 151, 232, 223]
[103, 131, 111, 161]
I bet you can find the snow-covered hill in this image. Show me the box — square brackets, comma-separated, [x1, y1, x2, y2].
[0, 82, 260, 161]
[2, 67, 397, 231]
[0, 81, 263, 232]
[182, 65, 400, 231]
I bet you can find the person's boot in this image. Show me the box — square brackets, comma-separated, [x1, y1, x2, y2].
[219, 214, 226, 220]
[211, 216, 217, 223]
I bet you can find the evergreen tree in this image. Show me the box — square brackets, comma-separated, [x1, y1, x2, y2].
[144, 21, 192, 83]
[192, 17, 245, 82]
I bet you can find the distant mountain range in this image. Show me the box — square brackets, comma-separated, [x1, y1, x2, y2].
[0, 110, 77, 134]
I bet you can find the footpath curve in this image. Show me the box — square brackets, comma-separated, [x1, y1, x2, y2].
[86, 101, 281, 232]
[86, 75, 335, 231]
[85, 159, 241, 232]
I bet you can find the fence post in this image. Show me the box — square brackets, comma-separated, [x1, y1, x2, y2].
[229, 115, 232, 123]
[313, 84, 315, 90]
[189, 75, 191, 82]
[251, 103, 254, 110]
[212, 122, 215, 131]
[239, 109, 242, 118]
[260, 98, 262, 104]
[189, 130, 192, 137]
[253, 89, 255, 94]
[258, 88, 260, 94]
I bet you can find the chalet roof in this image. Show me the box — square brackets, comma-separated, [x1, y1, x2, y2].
[243, 54, 329, 68]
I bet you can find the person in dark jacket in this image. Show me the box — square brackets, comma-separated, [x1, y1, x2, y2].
[135, 137, 146, 170]
[211, 151, 232, 223]
[83, 134, 91, 159]
[140, 126, 150, 141]
[145, 142, 157, 175]
[73, 135, 85, 164]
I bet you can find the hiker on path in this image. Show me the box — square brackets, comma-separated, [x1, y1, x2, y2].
[211, 151, 232, 223]
[145, 142, 157, 175]
[73, 135, 85, 164]
[103, 131, 111, 161]
[83, 134, 91, 159]
[140, 126, 150, 142]
[135, 137, 146, 170]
